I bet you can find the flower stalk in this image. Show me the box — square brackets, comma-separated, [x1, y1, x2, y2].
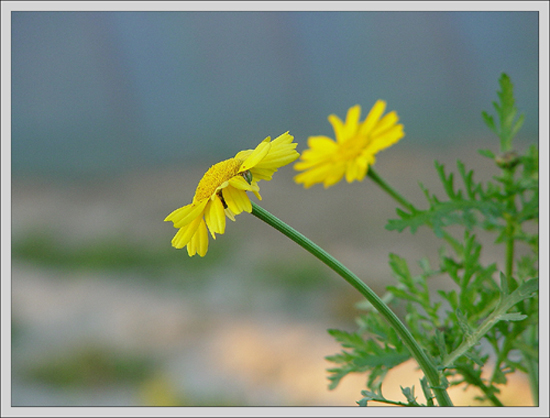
[367, 167, 463, 255]
[367, 168, 415, 212]
[250, 202, 454, 407]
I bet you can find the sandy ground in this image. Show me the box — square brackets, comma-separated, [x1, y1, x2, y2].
[10, 140, 537, 407]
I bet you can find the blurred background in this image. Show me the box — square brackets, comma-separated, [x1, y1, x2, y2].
[10, 10, 539, 406]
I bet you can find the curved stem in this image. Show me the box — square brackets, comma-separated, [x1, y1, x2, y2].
[250, 202, 453, 407]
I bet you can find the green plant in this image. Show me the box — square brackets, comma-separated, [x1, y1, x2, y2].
[165, 72, 538, 407]
[325, 73, 538, 406]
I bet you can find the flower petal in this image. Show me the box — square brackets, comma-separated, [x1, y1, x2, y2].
[367, 124, 405, 155]
[187, 219, 209, 257]
[165, 199, 208, 228]
[171, 216, 203, 249]
[270, 131, 294, 146]
[370, 110, 399, 137]
[343, 105, 361, 138]
[294, 162, 334, 188]
[359, 100, 386, 136]
[345, 157, 367, 183]
[204, 197, 226, 237]
[307, 135, 338, 151]
[239, 140, 272, 171]
[223, 186, 252, 214]
[323, 163, 346, 188]
[229, 175, 258, 192]
[249, 167, 277, 181]
[254, 145, 299, 169]
[328, 114, 346, 143]
[234, 149, 253, 161]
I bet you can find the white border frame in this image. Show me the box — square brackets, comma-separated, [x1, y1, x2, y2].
[2, 2, 548, 417]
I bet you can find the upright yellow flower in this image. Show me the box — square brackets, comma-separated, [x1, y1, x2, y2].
[294, 101, 404, 188]
[165, 132, 299, 256]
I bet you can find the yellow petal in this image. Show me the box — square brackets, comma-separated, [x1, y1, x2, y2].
[187, 219, 209, 257]
[250, 167, 277, 181]
[294, 162, 334, 188]
[359, 100, 386, 136]
[343, 105, 361, 138]
[255, 145, 299, 169]
[224, 207, 236, 221]
[328, 114, 346, 143]
[253, 189, 262, 200]
[239, 140, 272, 171]
[229, 175, 258, 191]
[307, 135, 338, 152]
[345, 158, 367, 183]
[234, 149, 253, 161]
[322, 163, 346, 188]
[370, 111, 399, 137]
[223, 186, 252, 214]
[165, 199, 208, 228]
[204, 197, 226, 237]
[367, 125, 405, 155]
[270, 131, 294, 146]
[171, 216, 202, 249]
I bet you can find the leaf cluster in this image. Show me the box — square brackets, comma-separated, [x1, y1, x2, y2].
[386, 153, 538, 251]
[481, 73, 525, 152]
[325, 73, 539, 406]
[325, 317, 410, 394]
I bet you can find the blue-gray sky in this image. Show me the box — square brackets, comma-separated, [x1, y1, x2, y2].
[11, 11, 539, 178]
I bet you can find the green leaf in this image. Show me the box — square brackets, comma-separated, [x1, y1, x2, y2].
[483, 73, 524, 151]
[326, 315, 411, 391]
[357, 390, 387, 406]
[352, 351, 411, 368]
[356, 396, 370, 407]
[510, 113, 525, 139]
[435, 329, 448, 358]
[420, 377, 435, 407]
[499, 313, 527, 322]
[400, 386, 421, 406]
[481, 111, 497, 134]
[327, 329, 365, 348]
[464, 350, 485, 367]
[478, 149, 496, 160]
[515, 277, 538, 299]
[456, 309, 474, 336]
[387, 286, 419, 302]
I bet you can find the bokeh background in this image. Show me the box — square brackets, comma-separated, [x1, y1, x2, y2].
[10, 10, 539, 407]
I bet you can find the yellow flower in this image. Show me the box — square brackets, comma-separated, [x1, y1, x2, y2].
[294, 101, 404, 188]
[165, 132, 299, 256]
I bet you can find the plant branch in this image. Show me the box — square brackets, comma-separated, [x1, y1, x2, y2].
[442, 278, 538, 368]
[367, 167, 463, 256]
[250, 202, 454, 407]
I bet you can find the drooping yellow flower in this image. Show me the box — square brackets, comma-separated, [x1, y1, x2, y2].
[294, 101, 404, 188]
[165, 132, 299, 256]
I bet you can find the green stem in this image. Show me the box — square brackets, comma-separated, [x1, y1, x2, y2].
[501, 165, 517, 288]
[367, 168, 415, 212]
[250, 202, 453, 407]
[367, 168, 463, 256]
[504, 217, 515, 285]
[442, 278, 537, 368]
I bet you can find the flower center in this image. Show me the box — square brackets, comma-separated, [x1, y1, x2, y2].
[194, 158, 243, 201]
[335, 135, 368, 161]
